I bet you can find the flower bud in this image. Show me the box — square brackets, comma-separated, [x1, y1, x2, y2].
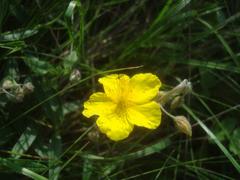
[87, 130, 100, 142]
[155, 91, 166, 102]
[174, 79, 192, 95]
[158, 91, 167, 98]
[23, 82, 35, 94]
[69, 69, 81, 82]
[2, 79, 15, 90]
[170, 96, 184, 110]
[158, 79, 192, 105]
[183, 81, 192, 94]
[174, 116, 192, 137]
[14, 87, 25, 102]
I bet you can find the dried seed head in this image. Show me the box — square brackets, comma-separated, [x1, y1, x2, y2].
[174, 115, 192, 137]
[69, 69, 81, 82]
[15, 87, 25, 102]
[2, 79, 15, 90]
[23, 82, 35, 94]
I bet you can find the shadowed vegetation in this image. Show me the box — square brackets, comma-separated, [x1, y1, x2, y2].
[0, 0, 239, 179]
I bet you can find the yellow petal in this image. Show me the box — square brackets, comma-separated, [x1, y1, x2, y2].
[96, 113, 133, 141]
[98, 74, 130, 101]
[82, 92, 115, 118]
[129, 73, 161, 103]
[127, 101, 161, 129]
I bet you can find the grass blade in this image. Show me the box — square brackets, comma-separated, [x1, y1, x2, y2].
[183, 105, 240, 173]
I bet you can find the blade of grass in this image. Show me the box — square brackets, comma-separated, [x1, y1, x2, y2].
[183, 104, 240, 173]
[197, 18, 239, 67]
[49, 133, 62, 180]
[82, 136, 171, 162]
[11, 125, 38, 159]
[0, 157, 48, 180]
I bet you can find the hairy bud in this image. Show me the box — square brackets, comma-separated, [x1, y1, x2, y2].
[23, 82, 35, 94]
[170, 96, 184, 110]
[69, 69, 81, 82]
[158, 79, 192, 105]
[174, 116, 192, 137]
[15, 87, 25, 102]
[87, 130, 100, 142]
[2, 79, 15, 90]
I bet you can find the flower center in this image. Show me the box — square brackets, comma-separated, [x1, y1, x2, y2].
[115, 99, 128, 116]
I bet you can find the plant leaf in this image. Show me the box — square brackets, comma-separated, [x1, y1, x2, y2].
[11, 125, 38, 159]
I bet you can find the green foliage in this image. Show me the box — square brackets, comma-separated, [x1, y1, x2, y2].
[11, 125, 38, 159]
[0, 0, 240, 179]
[0, 158, 47, 179]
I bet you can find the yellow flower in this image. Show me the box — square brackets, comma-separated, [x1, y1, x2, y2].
[82, 73, 162, 141]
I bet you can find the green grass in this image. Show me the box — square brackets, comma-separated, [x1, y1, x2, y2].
[0, 0, 240, 179]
